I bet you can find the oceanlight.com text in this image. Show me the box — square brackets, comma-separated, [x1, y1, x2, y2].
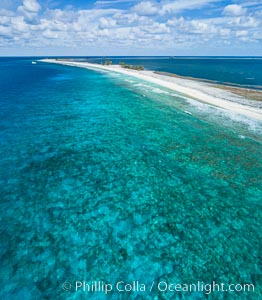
[62, 280, 255, 295]
[156, 280, 255, 294]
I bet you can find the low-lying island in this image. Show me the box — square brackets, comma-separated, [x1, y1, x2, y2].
[41, 59, 262, 121]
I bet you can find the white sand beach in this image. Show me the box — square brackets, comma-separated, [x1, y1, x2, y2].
[41, 59, 262, 121]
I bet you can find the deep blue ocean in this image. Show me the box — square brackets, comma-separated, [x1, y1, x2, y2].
[0, 57, 261, 299]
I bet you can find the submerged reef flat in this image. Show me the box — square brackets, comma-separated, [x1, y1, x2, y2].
[213, 85, 262, 102]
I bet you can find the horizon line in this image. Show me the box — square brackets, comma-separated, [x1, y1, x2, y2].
[1, 55, 262, 58]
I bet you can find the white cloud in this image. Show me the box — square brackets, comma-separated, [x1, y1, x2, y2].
[219, 28, 231, 37]
[11, 16, 29, 33]
[160, 0, 220, 14]
[132, 1, 158, 16]
[223, 4, 246, 16]
[24, 0, 41, 13]
[0, 25, 12, 37]
[235, 30, 248, 37]
[96, 0, 138, 5]
[190, 20, 217, 34]
[17, 0, 41, 23]
[229, 16, 260, 28]
[0, 0, 261, 55]
[42, 29, 59, 39]
[253, 31, 262, 40]
[99, 17, 117, 29]
[167, 17, 217, 36]
[0, 8, 15, 16]
[0, 15, 12, 26]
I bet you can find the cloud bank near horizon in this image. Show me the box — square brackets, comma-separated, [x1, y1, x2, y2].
[0, 0, 261, 56]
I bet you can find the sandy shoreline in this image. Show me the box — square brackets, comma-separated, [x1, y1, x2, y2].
[40, 59, 262, 121]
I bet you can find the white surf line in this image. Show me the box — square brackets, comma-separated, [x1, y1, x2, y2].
[40, 59, 262, 121]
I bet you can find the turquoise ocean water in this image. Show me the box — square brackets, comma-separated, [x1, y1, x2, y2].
[0, 58, 261, 299]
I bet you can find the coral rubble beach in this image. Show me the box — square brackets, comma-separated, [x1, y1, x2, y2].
[41, 59, 262, 122]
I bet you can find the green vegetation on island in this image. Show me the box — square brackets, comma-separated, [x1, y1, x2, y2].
[119, 62, 144, 71]
[103, 60, 112, 65]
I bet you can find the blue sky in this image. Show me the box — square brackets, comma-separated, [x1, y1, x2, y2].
[0, 0, 261, 56]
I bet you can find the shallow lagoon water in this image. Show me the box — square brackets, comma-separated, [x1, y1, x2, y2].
[0, 58, 261, 299]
